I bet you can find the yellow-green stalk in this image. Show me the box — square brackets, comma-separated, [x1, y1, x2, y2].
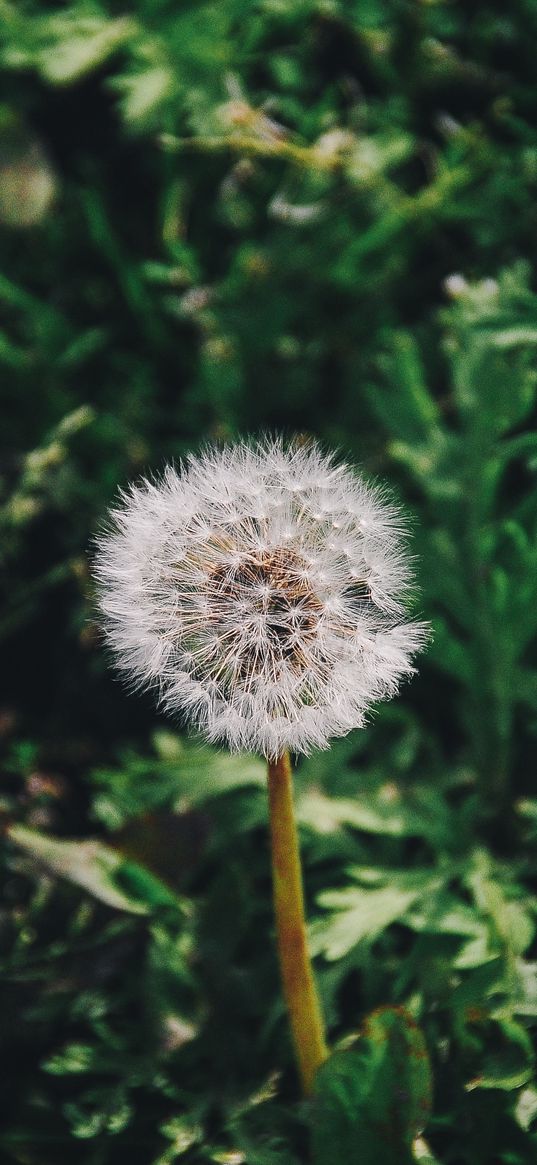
[267, 750, 328, 1095]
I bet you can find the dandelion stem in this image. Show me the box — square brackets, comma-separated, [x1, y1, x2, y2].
[267, 750, 328, 1094]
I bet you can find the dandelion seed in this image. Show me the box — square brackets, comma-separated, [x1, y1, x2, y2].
[93, 437, 428, 760]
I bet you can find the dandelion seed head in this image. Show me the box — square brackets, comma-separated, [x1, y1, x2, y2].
[93, 437, 428, 758]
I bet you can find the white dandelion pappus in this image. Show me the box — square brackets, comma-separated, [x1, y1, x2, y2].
[93, 438, 428, 759]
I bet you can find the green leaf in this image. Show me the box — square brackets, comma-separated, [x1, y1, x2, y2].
[452, 340, 536, 435]
[155, 1116, 201, 1162]
[112, 65, 175, 129]
[39, 16, 135, 85]
[490, 327, 537, 349]
[515, 1086, 537, 1132]
[92, 740, 265, 830]
[298, 782, 448, 843]
[405, 890, 485, 939]
[312, 1007, 432, 1165]
[450, 958, 506, 1017]
[453, 933, 500, 970]
[466, 1019, 535, 1091]
[62, 1090, 132, 1139]
[312, 870, 440, 960]
[7, 824, 181, 914]
[413, 1138, 441, 1165]
[511, 960, 537, 1018]
[371, 333, 442, 444]
[42, 1043, 97, 1076]
[467, 851, 535, 959]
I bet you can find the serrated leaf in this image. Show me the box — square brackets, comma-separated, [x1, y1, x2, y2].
[406, 891, 485, 939]
[467, 851, 535, 958]
[92, 742, 265, 830]
[312, 870, 440, 960]
[312, 1007, 432, 1165]
[63, 1091, 132, 1139]
[311, 885, 422, 960]
[298, 783, 448, 843]
[157, 1116, 201, 1160]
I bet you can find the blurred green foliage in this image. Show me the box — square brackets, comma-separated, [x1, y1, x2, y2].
[3, 1, 537, 1161]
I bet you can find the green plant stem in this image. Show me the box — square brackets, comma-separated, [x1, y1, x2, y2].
[160, 131, 340, 172]
[267, 750, 328, 1095]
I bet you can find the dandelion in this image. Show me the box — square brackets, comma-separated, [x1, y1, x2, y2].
[93, 436, 428, 1094]
[94, 438, 426, 759]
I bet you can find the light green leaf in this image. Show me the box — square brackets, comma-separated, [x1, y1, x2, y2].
[9, 824, 147, 913]
[413, 1137, 441, 1164]
[92, 742, 265, 830]
[512, 960, 537, 1017]
[42, 1043, 96, 1075]
[39, 16, 135, 85]
[515, 1086, 537, 1132]
[490, 327, 537, 348]
[113, 66, 175, 128]
[453, 934, 499, 970]
[467, 851, 535, 958]
[298, 786, 443, 841]
[406, 892, 485, 939]
[312, 871, 440, 960]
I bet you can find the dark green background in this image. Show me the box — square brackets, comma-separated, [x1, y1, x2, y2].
[3, 2, 537, 1162]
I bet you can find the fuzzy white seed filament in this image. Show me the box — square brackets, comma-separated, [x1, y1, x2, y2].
[93, 437, 428, 758]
